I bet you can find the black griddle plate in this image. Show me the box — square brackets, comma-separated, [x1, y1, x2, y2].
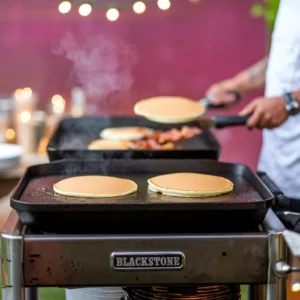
[11, 159, 274, 233]
[47, 117, 220, 161]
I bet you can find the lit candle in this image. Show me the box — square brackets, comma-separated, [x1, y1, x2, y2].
[16, 110, 35, 153]
[51, 94, 66, 115]
[5, 128, 16, 143]
[71, 87, 86, 117]
[13, 87, 36, 114]
[13, 87, 37, 150]
[45, 114, 60, 142]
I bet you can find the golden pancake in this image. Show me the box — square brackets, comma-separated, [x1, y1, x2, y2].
[54, 175, 137, 198]
[100, 127, 153, 141]
[148, 173, 233, 197]
[134, 96, 205, 123]
[88, 139, 129, 150]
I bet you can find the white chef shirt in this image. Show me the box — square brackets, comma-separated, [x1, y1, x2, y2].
[258, 0, 300, 199]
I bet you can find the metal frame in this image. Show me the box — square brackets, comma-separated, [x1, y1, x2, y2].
[1, 209, 289, 300]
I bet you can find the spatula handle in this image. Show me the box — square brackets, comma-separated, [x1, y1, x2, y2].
[212, 114, 250, 128]
[201, 91, 241, 109]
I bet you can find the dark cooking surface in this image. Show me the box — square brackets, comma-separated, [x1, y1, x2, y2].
[47, 116, 220, 161]
[21, 173, 261, 208]
[13, 160, 272, 210]
[11, 159, 273, 233]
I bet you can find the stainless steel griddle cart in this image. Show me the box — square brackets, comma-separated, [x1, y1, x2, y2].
[3, 159, 300, 300]
[2, 209, 300, 300]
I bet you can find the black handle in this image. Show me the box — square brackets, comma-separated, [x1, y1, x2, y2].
[201, 91, 242, 109]
[257, 171, 290, 207]
[212, 114, 250, 128]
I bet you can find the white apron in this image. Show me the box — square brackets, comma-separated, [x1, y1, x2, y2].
[258, 0, 300, 199]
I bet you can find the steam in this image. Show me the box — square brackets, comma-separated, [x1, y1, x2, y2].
[54, 32, 137, 109]
[52, 33, 139, 172]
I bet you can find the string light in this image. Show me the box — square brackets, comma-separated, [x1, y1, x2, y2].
[157, 0, 171, 10]
[133, 1, 146, 14]
[58, 1, 72, 14]
[57, 0, 176, 18]
[106, 8, 119, 21]
[79, 3, 92, 16]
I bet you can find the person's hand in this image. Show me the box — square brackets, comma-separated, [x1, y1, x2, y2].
[239, 96, 288, 129]
[205, 79, 241, 106]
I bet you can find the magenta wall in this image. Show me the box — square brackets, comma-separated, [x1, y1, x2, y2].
[0, 0, 265, 169]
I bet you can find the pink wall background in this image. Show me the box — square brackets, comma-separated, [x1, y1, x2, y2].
[0, 0, 265, 169]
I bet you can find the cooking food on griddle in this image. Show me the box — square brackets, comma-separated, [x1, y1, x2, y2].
[88, 139, 130, 150]
[150, 126, 202, 143]
[100, 126, 153, 141]
[148, 173, 233, 197]
[129, 140, 176, 150]
[134, 96, 205, 123]
[53, 176, 137, 198]
[89, 126, 202, 150]
[88, 137, 175, 150]
[129, 126, 202, 150]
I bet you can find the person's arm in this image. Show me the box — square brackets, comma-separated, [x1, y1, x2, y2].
[232, 56, 269, 94]
[205, 56, 269, 105]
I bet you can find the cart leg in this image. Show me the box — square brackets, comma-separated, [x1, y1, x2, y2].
[267, 279, 287, 300]
[267, 232, 287, 300]
[2, 287, 25, 300]
[1, 233, 24, 300]
[25, 288, 39, 300]
[245, 284, 267, 300]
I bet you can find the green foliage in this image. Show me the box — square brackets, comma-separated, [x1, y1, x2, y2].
[251, 0, 280, 31]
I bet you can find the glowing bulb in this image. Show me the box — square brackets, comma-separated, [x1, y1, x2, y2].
[20, 111, 32, 124]
[157, 0, 171, 10]
[133, 1, 146, 14]
[292, 282, 300, 292]
[21, 87, 32, 99]
[58, 1, 72, 14]
[79, 3, 92, 16]
[106, 8, 119, 21]
[5, 129, 16, 142]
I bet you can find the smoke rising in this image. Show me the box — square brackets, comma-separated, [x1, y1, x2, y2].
[54, 32, 137, 109]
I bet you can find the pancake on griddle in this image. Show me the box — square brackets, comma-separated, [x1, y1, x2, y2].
[100, 127, 153, 141]
[54, 175, 137, 198]
[88, 139, 130, 150]
[134, 96, 205, 123]
[148, 173, 233, 197]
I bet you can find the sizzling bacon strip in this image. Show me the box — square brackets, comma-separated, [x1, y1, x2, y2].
[129, 126, 202, 150]
[129, 140, 175, 150]
[151, 126, 202, 144]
